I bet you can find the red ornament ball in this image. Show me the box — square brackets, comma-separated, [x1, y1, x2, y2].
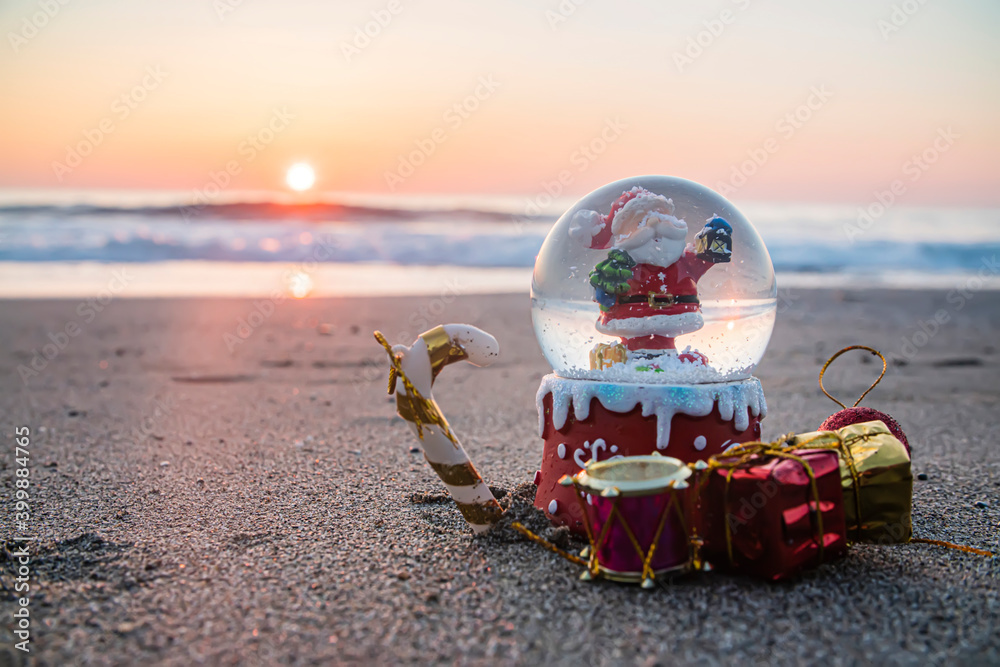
[819, 406, 910, 455]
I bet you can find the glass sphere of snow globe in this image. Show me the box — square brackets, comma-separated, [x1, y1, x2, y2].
[531, 175, 776, 384]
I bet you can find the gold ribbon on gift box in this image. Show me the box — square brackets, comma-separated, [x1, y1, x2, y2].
[788, 420, 912, 545]
[697, 440, 830, 569]
[696, 419, 912, 559]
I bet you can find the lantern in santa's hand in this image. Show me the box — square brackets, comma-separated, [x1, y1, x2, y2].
[531, 176, 778, 534]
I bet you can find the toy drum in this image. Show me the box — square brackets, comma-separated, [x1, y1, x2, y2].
[562, 455, 692, 587]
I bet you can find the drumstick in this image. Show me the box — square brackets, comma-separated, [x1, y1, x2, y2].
[375, 324, 503, 533]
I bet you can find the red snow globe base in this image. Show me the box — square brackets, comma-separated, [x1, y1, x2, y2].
[533, 375, 766, 534]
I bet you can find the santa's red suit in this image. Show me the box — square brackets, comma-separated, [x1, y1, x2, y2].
[593, 254, 713, 351]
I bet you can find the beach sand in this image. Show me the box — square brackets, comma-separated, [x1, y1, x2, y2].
[1, 289, 998, 665]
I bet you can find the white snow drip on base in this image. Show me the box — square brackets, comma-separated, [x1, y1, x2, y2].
[536, 374, 766, 450]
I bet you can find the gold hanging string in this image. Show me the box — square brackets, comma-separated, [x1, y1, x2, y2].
[818, 344, 887, 410]
[373, 331, 457, 445]
[910, 538, 994, 557]
[510, 523, 588, 566]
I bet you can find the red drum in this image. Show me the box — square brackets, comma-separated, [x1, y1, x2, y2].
[563, 455, 692, 587]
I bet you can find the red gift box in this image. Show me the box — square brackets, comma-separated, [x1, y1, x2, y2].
[697, 447, 847, 581]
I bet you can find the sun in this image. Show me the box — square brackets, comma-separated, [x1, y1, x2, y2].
[287, 271, 314, 299]
[286, 163, 315, 192]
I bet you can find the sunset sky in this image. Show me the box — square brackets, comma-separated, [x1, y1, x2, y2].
[1, 0, 998, 205]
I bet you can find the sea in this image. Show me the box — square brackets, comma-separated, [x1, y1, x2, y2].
[0, 188, 998, 298]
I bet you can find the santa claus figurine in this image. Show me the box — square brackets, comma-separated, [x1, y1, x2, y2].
[569, 186, 732, 366]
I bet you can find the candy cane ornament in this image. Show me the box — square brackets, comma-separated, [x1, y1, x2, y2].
[375, 324, 503, 533]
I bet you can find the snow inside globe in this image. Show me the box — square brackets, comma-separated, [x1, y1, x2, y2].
[531, 175, 776, 384]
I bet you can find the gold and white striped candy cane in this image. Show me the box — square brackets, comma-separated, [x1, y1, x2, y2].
[375, 324, 503, 533]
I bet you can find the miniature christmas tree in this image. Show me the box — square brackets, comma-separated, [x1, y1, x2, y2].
[589, 248, 636, 311]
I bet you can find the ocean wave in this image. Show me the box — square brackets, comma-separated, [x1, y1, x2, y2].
[0, 221, 995, 275]
[1, 196, 997, 277]
[0, 199, 556, 224]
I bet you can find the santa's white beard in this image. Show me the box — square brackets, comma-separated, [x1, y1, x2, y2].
[618, 236, 685, 265]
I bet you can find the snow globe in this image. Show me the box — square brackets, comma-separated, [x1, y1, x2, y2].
[531, 176, 776, 532]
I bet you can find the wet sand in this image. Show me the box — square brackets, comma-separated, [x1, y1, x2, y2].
[1, 289, 998, 665]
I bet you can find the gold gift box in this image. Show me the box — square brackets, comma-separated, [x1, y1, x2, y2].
[788, 420, 912, 544]
[590, 342, 628, 370]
